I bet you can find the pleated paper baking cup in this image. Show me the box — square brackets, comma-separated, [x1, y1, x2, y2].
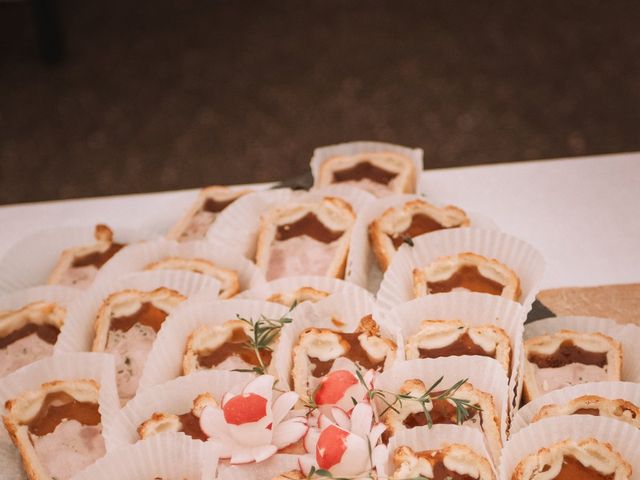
[236, 274, 373, 303]
[309, 141, 424, 194]
[138, 299, 288, 390]
[346, 193, 498, 291]
[217, 454, 303, 480]
[71, 432, 219, 480]
[376, 227, 545, 311]
[55, 269, 220, 354]
[0, 225, 157, 294]
[524, 316, 640, 382]
[385, 425, 496, 476]
[511, 381, 640, 435]
[272, 290, 397, 391]
[105, 370, 254, 449]
[95, 237, 264, 294]
[499, 416, 640, 479]
[0, 352, 119, 452]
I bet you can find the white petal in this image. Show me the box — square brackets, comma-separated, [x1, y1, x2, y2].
[298, 454, 316, 475]
[317, 412, 335, 430]
[221, 391, 234, 406]
[330, 357, 357, 372]
[369, 422, 387, 446]
[252, 444, 278, 463]
[303, 426, 321, 453]
[271, 391, 299, 425]
[350, 403, 373, 439]
[372, 444, 388, 476]
[331, 406, 351, 430]
[272, 418, 308, 449]
[199, 406, 228, 438]
[230, 446, 256, 464]
[243, 374, 275, 401]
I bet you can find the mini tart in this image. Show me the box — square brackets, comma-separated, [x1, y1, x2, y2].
[370, 199, 470, 271]
[412, 252, 521, 301]
[183, 318, 274, 375]
[523, 330, 622, 402]
[391, 444, 495, 480]
[0, 301, 66, 377]
[2, 379, 105, 480]
[315, 151, 417, 196]
[255, 197, 356, 281]
[145, 257, 240, 299]
[405, 320, 511, 375]
[137, 392, 217, 441]
[532, 395, 640, 428]
[382, 379, 502, 463]
[167, 186, 250, 242]
[267, 286, 330, 307]
[47, 224, 125, 288]
[511, 438, 632, 480]
[272, 472, 305, 480]
[291, 314, 396, 399]
[92, 288, 186, 400]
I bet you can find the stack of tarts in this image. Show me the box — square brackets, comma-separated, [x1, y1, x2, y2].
[0, 141, 639, 480]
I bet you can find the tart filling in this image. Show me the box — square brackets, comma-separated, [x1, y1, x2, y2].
[369, 199, 470, 271]
[511, 438, 632, 480]
[391, 444, 495, 480]
[267, 286, 330, 307]
[523, 330, 622, 401]
[145, 256, 240, 299]
[405, 320, 511, 374]
[48, 224, 125, 288]
[532, 395, 640, 428]
[138, 392, 217, 441]
[255, 197, 355, 281]
[91, 288, 186, 400]
[412, 252, 521, 300]
[0, 301, 65, 377]
[167, 186, 249, 242]
[2, 379, 106, 480]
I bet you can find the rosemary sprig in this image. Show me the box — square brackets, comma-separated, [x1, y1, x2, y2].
[233, 302, 296, 375]
[305, 466, 430, 479]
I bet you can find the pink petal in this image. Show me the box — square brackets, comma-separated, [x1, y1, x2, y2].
[222, 391, 234, 406]
[252, 444, 278, 463]
[331, 406, 351, 430]
[303, 426, 321, 453]
[317, 412, 335, 430]
[243, 374, 275, 401]
[272, 418, 308, 449]
[369, 423, 387, 446]
[271, 391, 299, 425]
[199, 406, 228, 438]
[350, 403, 373, 438]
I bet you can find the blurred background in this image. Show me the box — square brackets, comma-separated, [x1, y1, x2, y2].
[1, 0, 639, 205]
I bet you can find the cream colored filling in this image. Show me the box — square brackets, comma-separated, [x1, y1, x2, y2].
[266, 236, 339, 280]
[0, 333, 54, 377]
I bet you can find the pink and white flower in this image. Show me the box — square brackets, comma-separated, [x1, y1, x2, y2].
[199, 375, 307, 464]
[313, 358, 374, 414]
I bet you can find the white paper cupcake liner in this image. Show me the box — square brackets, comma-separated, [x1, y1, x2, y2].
[346, 193, 499, 291]
[138, 299, 289, 390]
[524, 316, 640, 382]
[499, 416, 640, 479]
[71, 432, 219, 480]
[95, 237, 264, 293]
[309, 141, 424, 194]
[272, 290, 398, 391]
[54, 270, 221, 355]
[0, 225, 158, 294]
[387, 292, 526, 412]
[0, 352, 119, 452]
[511, 381, 640, 435]
[385, 425, 497, 476]
[105, 370, 255, 449]
[217, 454, 303, 480]
[376, 227, 546, 312]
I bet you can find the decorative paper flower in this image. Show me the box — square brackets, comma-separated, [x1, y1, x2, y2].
[301, 403, 387, 478]
[313, 358, 374, 414]
[199, 375, 307, 464]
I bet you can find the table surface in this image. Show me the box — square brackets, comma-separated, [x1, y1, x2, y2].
[1, 152, 639, 290]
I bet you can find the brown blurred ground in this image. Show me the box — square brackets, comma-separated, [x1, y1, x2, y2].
[1, 0, 639, 205]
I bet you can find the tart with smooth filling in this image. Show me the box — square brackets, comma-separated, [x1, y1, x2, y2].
[145, 257, 240, 299]
[292, 314, 396, 399]
[255, 197, 355, 281]
[137, 392, 216, 441]
[382, 379, 502, 462]
[405, 320, 511, 375]
[267, 286, 330, 307]
[532, 395, 640, 428]
[391, 444, 495, 480]
[0, 301, 65, 377]
[370, 199, 470, 271]
[412, 252, 521, 301]
[91, 288, 186, 401]
[167, 186, 250, 242]
[315, 151, 416, 197]
[523, 330, 622, 402]
[48, 224, 125, 288]
[511, 438, 632, 479]
[2, 379, 106, 480]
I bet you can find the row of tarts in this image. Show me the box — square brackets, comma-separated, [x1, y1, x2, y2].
[0, 141, 639, 480]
